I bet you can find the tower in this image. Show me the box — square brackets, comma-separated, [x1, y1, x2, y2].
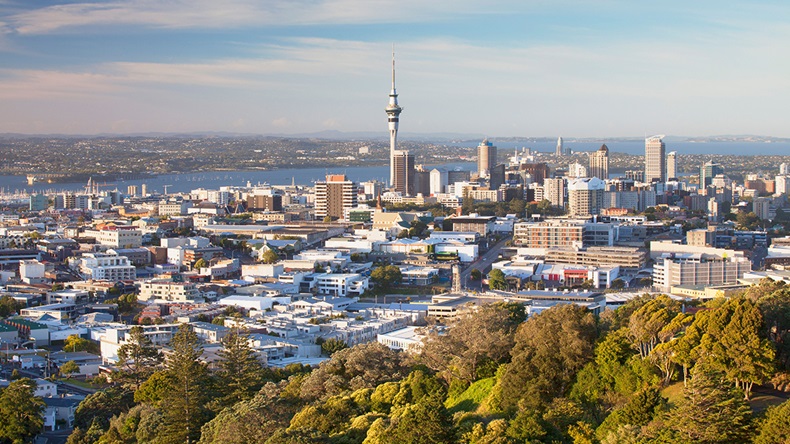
[588, 144, 609, 180]
[314, 174, 358, 221]
[666, 151, 677, 181]
[644, 135, 666, 183]
[556, 137, 563, 156]
[477, 139, 497, 178]
[386, 49, 403, 188]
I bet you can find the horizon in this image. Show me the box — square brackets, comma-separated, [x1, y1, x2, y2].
[1, 1, 789, 136]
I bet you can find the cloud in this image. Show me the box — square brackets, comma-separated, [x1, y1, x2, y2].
[3, 0, 525, 34]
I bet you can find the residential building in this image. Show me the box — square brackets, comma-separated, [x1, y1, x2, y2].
[138, 280, 201, 302]
[543, 177, 565, 208]
[567, 177, 605, 217]
[588, 144, 609, 179]
[645, 135, 666, 183]
[545, 246, 647, 269]
[392, 151, 415, 196]
[96, 226, 142, 249]
[477, 139, 497, 178]
[77, 252, 136, 281]
[314, 174, 358, 221]
[666, 151, 677, 180]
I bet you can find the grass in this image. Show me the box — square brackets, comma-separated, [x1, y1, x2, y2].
[661, 381, 789, 413]
[660, 381, 685, 408]
[55, 377, 103, 390]
[445, 377, 496, 413]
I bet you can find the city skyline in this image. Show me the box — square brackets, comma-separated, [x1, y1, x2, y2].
[1, 1, 789, 137]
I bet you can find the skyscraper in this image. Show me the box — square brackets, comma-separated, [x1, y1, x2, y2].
[588, 144, 609, 180]
[543, 177, 566, 208]
[477, 139, 497, 178]
[385, 50, 403, 188]
[315, 174, 358, 221]
[568, 177, 605, 217]
[556, 137, 563, 156]
[666, 151, 677, 181]
[644, 136, 666, 183]
[392, 151, 415, 196]
[699, 161, 725, 188]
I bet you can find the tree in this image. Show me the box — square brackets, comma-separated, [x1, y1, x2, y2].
[610, 278, 625, 290]
[160, 323, 211, 444]
[736, 211, 760, 230]
[754, 398, 790, 444]
[116, 325, 163, 390]
[0, 378, 46, 443]
[628, 295, 681, 358]
[193, 258, 207, 270]
[380, 392, 455, 444]
[0, 295, 24, 318]
[469, 268, 482, 281]
[500, 304, 598, 409]
[63, 334, 99, 354]
[262, 249, 280, 264]
[663, 370, 753, 443]
[420, 302, 525, 382]
[60, 360, 80, 378]
[371, 265, 402, 292]
[487, 269, 506, 290]
[320, 338, 348, 356]
[74, 386, 135, 430]
[216, 329, 265, 407]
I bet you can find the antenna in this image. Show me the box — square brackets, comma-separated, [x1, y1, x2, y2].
[391, 44, 396, 89]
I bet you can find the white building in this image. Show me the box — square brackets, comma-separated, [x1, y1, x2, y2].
[19, 259, 46, 284]
[96, 226, 142, 249]
[653, 253, 751, 293]
[138, 280, 201, 302]
[77, 253, 136, 281]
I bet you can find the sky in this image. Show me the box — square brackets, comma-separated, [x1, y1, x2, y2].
[0, 1, 789, 137]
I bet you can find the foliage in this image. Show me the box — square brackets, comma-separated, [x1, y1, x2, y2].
[0, 378, 46, 443]
[595, 387, 667, 440]
[63, 334, 100, 354]
[60, 360, 80, 378]
[116, 325, 163, 389]
[469, 268, 482, 281]
[320, 338, 348, 356]
[500, 304, 599, 410]
[662, 370, 753, 443]
[160, 323, 212, 444]
[487, 268, 507, 291]
[754, 398, 790, 444]
[262, 249, 280, 264]
[193, 258, 208, 270]
[627, 295, 682, 358]
[421, 302, 525, 383]
[73, 386, 135, 430]
[370, 265, 402, 292]
[0, 295, 24, 317]
[216, 328, 266, 409]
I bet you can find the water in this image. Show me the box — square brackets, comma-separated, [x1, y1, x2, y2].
[0, 162, 476, 196]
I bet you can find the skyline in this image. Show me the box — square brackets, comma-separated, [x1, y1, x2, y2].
[1, 1, 789, 137]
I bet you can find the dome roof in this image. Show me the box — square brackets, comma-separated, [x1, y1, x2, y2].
[598, 144, 609, 152]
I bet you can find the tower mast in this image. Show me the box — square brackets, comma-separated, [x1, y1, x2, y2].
[386, 46, 403, 188]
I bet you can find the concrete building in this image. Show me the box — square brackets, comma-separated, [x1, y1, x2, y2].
[543, 177, 565, 208]
[545, 246, 647, 269]
[138, 280, 201, 302]
[700, 161, 725, 188]
[77, 252, 136, 281]
[666, 151, 677, 180]
[392, 151, 415, 196]
[588, 144, 609, 180]
[653, 253, 751, 293]
[477, 139, 497, 178]
[567, 177, 605, 217]
[314, 174, 358, 221]
[429, 169, 448, 195]
[645, 135, 666, 183]
[96, 226, 142, 249]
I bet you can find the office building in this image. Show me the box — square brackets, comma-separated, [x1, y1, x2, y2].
[247, 191, 283, 212]
[588, 144, 609, 180]
[556, 137, 563, 156]
[520, 163, 550, 185]
[413, 166, 431, 197]
[429, 169, 448, 195]
[568, 163, 587, 178]
[568, 177, 605, 217]
[645, 136, 666, 183]
[392, 151, 415, 196]
[666, 151, 677, 180]
[477, 139, 497, 178]
[700, 161, 725, 188]
[781, 163, 789, 175]
[314, 174, 358, 220]
[29, 194, 48, 211]
[653, 254, 751, 293]
[447, 169, 471, 185]
[489, 164, 506, 190]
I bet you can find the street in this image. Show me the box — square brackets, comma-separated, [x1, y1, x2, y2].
[459, 235, 512, 291]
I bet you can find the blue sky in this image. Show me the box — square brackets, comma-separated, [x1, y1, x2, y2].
[1, 1, 788, 137]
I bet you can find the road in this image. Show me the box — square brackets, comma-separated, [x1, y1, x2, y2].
[459, 235, 512, 290]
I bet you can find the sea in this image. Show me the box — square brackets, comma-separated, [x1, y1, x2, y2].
[1, 140, 788, 197]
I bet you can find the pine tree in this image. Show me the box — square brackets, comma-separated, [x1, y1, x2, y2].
[664, 370, 753, 443]
[216, 328, 265, 407]
[117, 325, 164, 390]
[0, 378, 46, 443]
[160, 323, 211, 444]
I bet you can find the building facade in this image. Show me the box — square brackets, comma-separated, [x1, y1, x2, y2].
[588, 144, 609, 180]
[477, 139, 497, 178]
[314, 174, 358, 221]
[645, 135, 666, 183]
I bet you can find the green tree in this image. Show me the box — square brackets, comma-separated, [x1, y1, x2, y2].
[663, 370, 753, 444]
[160, 323, 211, 444]
[487, 268, 506, 291]
[610, 278, 625, 290]
[262, 249, 280, 264]
[754, 398, 790, 444]
[116, 325, 163, 390]
[60, 360, 80, 378]
[0, 378, 46, 443]
[63, 334, 99, 354]
[383, 393, 455, 444]
[371, 265, 402, 292]
[469, 268, 482, 281]
[73, 386, 135, 430]
[500, 304, 598, 409]
[595, 387, 667, 440]
[0, 295, 24, 317]
[216, 328, 265, 407]
[320, 338, 348, 356]
[628, 295, 681, 358]
[193, 258, 207, 270]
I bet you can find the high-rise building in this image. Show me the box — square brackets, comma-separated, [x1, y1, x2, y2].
[644, 136, 666, 183]
[385, 50, 403, 188]
[413, 165, 431, 196]
[567, 177, 605, 217]
[781, 163, 789, 175]
[489, 164, 506, 191]
[247, 191, 282, 212]
[141, 184, 148, 196]
[315, 174, 358, 220]
[477, 139, 497, 178]
[699, 161, 725, 188]
[568, 163, 588, 178]
[429, 169, 448, 195]
[127, 185, 138, 197]
[543, 177, 566, 208]
[588, 144, 609, 180]
[666, 151, 678, 180]
[392, 151, 415, 196]
[448, 169, 471, 185]
[556, 137, 563, 156]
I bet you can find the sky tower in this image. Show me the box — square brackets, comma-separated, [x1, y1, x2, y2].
[386, 49, 403, 187]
